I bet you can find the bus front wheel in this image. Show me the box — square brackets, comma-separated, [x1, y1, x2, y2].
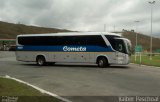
[36, 56, 46, 66]
[97, 57, 108, 68]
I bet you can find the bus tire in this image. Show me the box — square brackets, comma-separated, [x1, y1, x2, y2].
[36, 56, 46, 66]
[97, 57, 108, 68]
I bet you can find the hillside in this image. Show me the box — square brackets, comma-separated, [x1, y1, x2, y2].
[0, 21, 159, 52]
[0, 21, 70, 39]
[122, 31, 160, 52]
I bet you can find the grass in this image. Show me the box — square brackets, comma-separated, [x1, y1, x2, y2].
[0, 77, 63, 102]
[130, 55, 160, 67]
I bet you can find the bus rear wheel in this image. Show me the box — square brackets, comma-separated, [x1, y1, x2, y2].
[97, 57, 108, 68]
[36, 56, 46, 66]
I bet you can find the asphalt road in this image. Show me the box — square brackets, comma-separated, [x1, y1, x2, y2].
[0, 52, 160, 102]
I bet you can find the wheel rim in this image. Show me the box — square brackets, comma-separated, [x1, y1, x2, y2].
[38, 59, 44, 65]
[99, 60, 104, 67]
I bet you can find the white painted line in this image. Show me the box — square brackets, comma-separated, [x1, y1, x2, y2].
[2, 75, 72, 102]
[130, 63, 160, 69]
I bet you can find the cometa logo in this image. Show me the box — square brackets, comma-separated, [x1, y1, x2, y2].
[63, 46, 87, 52]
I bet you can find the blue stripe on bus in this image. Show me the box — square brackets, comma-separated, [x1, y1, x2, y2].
[16, 45, 114, 52]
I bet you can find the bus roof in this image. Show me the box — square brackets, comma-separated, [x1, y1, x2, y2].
[17, 32, 122, 37]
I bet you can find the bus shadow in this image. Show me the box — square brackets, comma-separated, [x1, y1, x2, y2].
[20, 63, 130, 69]
[108, 65, 130, 69]
[20, 63, 97, 68]
[53, 64, 130, 69]
[52, 64, 98, 68]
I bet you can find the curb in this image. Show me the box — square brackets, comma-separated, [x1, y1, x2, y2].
[2, 75, 72, 102]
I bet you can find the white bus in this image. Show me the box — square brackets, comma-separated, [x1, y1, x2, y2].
[16, 32, 131, 68]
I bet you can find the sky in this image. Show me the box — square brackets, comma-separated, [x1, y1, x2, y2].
[0, 0, 160, 37]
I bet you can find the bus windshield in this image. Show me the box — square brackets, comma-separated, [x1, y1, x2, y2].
[125, 39, 132, 56]
[115, 39, 126, 54]
[114, 38, 131, 55]
[105, 35, 131, 55]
